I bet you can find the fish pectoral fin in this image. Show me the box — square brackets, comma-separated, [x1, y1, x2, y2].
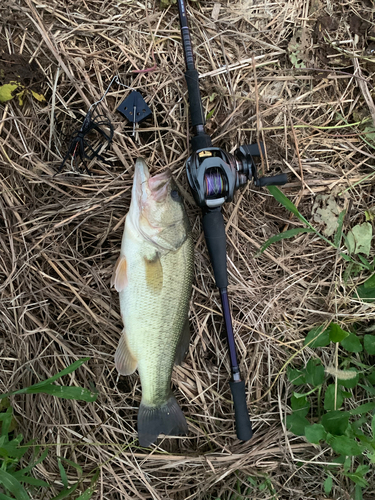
[111, 255, 128, 292]
[115, 332, 137, 375]
[144, 253, 163, 292]
[174, 317, 191, 366]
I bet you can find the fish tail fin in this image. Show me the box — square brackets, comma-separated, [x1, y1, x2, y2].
[137, 395, 188, 447]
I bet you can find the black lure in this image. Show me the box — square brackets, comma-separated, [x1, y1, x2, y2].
[57, 107, 114, 174]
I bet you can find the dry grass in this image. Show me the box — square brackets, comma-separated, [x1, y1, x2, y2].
[1, 0, 375, 498]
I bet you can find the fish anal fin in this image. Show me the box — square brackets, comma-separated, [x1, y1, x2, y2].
[144, 253, 163, 292]
[137, 395, 188, 447]
[115, 331, 137, 375]
[174, 317, 191, 366]
[111, 255, 128, 292]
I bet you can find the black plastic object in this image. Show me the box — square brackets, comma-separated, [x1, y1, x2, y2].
[202, 209, 228, 289]
[117, 91, 151, 123]
[230, 380, 253, 441]
[256, 173, 288, 187]
[185, 69, 205, 128]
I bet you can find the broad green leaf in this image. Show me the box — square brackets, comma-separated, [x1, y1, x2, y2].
[206, 108, 215, 120]
[0, 83, 20, 103]
[334, 210, 346, 247]
[372, 414, 375, 439]
[341, 333, 362, 353]
[324, 384, 344, 411]
[321, 410, 350, 435]
[256, 228, 314, 255]
[304, 325, 330, 348]
[287, 367, 306, 385]
[286, 414, 309, 436]
[267, 186, 309, 225]
[327, 435, 363, 456]
[346, 222, 372, 256]
[305, 359, 325, 386]
[349, 402, 375, 416]
[368, 370, 375, 384]
[328, 322, 349, 343]
[324, 476, 333, 494]
[304, 423, 326, 444]
[291, 394, 310, 417]
[0, 469, 30, 500]
[364, 335, 375, 354]
[0, 494, 16, 500]
[358, 254, 372, 269]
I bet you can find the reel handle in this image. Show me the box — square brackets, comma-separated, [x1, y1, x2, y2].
[230, 380, 253, 441]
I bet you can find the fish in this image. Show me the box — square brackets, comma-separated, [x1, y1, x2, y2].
[111, 158, 194, 447]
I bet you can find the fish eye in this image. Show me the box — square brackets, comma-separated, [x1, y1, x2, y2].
[170, 189, 181, 201]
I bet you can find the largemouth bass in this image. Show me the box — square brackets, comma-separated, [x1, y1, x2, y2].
[111, 158, 194, 447]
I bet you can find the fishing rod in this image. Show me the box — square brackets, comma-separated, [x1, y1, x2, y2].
[176, 0, 288, 441]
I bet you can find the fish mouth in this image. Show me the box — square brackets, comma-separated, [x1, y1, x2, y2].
[134, 158, 172, 203]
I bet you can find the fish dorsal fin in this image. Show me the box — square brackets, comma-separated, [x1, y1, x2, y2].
[111, 255, 128, 292]
[115, 331, 138, 375]
[174, 317, 191, 366]
[144, 253, 163, 292]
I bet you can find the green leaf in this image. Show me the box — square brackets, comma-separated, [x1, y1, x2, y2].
[344, 471, 369, 487]
[206, 108, 215, 121]
[324, 476, 333, 494]
[305, 359, 325, 386]
[304, 325, 330, 348]
[50, 483, 79, 500]
[328, 322, 350, 342]
[0, 469, 30, 500]
[341, 333, 363, 353]
[75, 470, 100, 500]
[349, 402, 375, 416]
[364, 335, 375, 354]
[0, 358, 92, 401]
[18, 476, 49, 488]
[287, 367, 306, 385]
[372, 414, 375, 439]
[267, 186, 309, 225]
[304, 423, 326, 444]
[334, 210, 346, 247]
[346, 222, 372, 256]
[25, 384, 97, 402]
[58, 457, 68, 489]
[286, 414, 309, 436]
[256, 228, 314, 255]
[327, 435, 363, 456]
[291, 394, 310, 417]
[321, 410, 350, 435]
[0, 83, 21, 103]
[367, 370, 375, 384]
[359, 383, 375, 396]
[324, 384, 344, 410]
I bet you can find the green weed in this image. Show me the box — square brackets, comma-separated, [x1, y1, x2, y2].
[287, 322, 375, 498]
[0, 358, 99, 499]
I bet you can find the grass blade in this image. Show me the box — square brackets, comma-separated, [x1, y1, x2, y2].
[256, 227, 314, 255]
[25, 385, 97, 402]
[0, 469, 30, 500]
[267, 186, 309, 224]
[334, 210, 346, 247]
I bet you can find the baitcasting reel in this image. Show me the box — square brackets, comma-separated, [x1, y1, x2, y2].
[187, 144, 288, 210]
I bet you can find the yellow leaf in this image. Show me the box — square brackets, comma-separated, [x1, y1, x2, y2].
[30, 90, 46, 102]
[17, 89, 26, 106]
[0, 82, 20, 103]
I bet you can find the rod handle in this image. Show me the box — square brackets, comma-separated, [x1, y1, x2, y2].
[230, 380, 253, 441]
[202, 209, 228, 289]
[185, 69, 205, 128]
